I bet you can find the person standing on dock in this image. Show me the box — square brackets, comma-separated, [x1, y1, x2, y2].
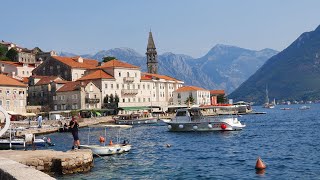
[69, 116, 80, 149]
[37, 115, 42, 128]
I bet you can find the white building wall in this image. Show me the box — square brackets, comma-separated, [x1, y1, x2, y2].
[99, 67, 184, 111]
[71, 69, 87, 81]
[173, 90, 211, 106]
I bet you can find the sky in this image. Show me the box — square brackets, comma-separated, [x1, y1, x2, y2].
[2, 0, 320, 58]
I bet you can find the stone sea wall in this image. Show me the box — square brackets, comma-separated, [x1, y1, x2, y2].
[0, 149, 94, 175]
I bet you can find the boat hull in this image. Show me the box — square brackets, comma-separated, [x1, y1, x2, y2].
[115, 118, 158, 125]
[167, 121, 245, 132]
[79, 144, 132, 156]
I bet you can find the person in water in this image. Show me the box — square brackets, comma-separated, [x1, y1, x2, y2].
[69, 116, 80, 149]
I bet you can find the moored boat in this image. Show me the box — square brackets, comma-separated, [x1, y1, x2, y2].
[79, 124, 132, 156]
[166, 108, 245, 132]
[114, 113, 157, 125]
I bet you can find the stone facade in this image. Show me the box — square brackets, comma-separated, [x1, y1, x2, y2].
[146, 31, 158, 74]
[27, 76, 68, 110]
[53, 81, 101, 111]
[0, 75, 27, 115]
[32, 56, 98, 81]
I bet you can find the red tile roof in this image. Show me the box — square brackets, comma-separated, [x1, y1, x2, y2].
[175, 86, 207, 92]
[35, 76, 66, 85]
[0, 74, 27, 87]
[210, 90, 225, 95]
[0, 60, 34, 68]
[141, 72, 180, 81]
[77, 70, 114, 81]
[98, 59, 139, 69]
[52, 56, 98, 69]
[57, 81, 90, 92]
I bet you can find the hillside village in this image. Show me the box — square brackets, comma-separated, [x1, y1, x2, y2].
[0, 32, 226, 120]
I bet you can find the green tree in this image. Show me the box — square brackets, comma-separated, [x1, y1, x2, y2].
[103, 94, 109, 104]
[217, 94, 226, 104]
[0, 44, 8, 58]
[109, 94, 114, 103]
[184, 95, 195, 106]
[102, 56, 116, 62]
[6, 48, 18, 61]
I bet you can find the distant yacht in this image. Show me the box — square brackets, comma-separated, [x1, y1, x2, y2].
[263, 86, 275, 109]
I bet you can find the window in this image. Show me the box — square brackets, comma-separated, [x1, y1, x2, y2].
[123, 98, 125, 102]
[90, 85, 93, 92]
[0, 89, 2, 93]
[54, 105, 57, 110]
[0, 100, 2, 106]
[105, 84, 108, 88]
[73, 94, 78, 99]
[111, 84, 114, 89]
[127, 72, 129, 77]
[135, 72, 137, 77]
[53, 96, 56, 100]
[147, 85, 150, 89]
[117, 84, 119, 89]
[22, 71, 25, 75]
[6, 100, 10, 108]
[119, 72, 121, 77]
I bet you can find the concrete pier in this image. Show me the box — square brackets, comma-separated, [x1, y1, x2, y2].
[11, 116, 114, 137]
[0, 149, 94, 175]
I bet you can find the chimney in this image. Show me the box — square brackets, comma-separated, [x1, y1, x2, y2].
[77, 57, 83, 63]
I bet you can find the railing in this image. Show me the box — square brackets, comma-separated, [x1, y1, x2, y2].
[123, 77, 134, 82]
[85, 98, 100, 104]
[121, 89, 138, 95]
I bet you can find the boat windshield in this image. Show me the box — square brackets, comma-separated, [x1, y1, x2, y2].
[176, 111, 187, 116]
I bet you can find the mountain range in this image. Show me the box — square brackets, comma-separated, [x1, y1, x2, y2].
[229, 25, 320, 104]
[59, 45, 278, 93]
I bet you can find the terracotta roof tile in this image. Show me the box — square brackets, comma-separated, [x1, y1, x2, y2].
[57, 81, 90, 92]
[175, 86, 207, 92]
[0, 60, 34, 68]
[52, 56, 98, 69]
[35, 76, 65, 85]
[98, 59, 139, 69]
[77, 70, 114, 81]
[0, 74, 27, 87]
[141, 72, 180, 81]
[210, 90, 225, 95]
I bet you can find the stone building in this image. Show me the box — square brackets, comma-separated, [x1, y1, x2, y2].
[27, 76, 69, 110]
[32, 56, 98, 81]
[0, 74, 27, 115]
[53, 81, 101, 111]
[0, 41, 56, 66]
[0, 60, 35, 80]
[146, 31, 158, 74]
[78, 59, 184, 112]
[172, 86, 211, 107]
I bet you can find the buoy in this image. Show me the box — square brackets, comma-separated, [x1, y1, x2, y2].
[255, 157, 266, 170]
[168, 125, 172, 129]
[109, 140, 113, 145]
[166, 144, 171, 148]
[208, 124, 213, 128]
[220, 124, 227, 130]
[178, 124, 184, 129]
[99, 136, 105, 143]
[193, 125, 198, 130]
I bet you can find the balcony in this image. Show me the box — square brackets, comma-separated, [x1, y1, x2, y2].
[85, 98, 100, 104]
[121, 89, 138, 95]
[123, 77, 134, 82]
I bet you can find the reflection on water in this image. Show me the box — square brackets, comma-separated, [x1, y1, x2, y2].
[47, 104, 320, 179]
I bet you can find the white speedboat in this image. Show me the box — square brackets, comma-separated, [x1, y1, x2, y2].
[166, 108, 246, 132]
[299, 105, 311, 110]
[79, 125, 132, 156]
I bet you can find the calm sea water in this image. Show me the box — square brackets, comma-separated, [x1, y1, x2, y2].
[44, 104, 320, 180]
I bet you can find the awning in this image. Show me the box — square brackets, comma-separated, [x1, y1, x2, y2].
[118, 106, 151, 111]
[7, 111, 20, 115]
[20, 113, 37, 117]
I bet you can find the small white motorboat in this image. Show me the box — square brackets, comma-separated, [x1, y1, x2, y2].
[299, 105, 311, 110]
[79, 124, 132, 156]
[167, 108, 246, 132]
[114, 113, 158, 125]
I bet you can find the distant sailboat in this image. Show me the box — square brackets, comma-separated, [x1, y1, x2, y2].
[263, 85, 275, 109]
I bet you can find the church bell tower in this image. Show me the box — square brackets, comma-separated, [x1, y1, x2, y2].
[146, 31, 158, 74]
